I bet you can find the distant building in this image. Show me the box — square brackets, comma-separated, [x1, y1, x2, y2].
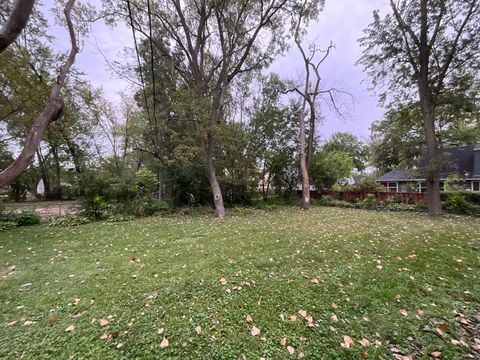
[377, 144, 480, 193]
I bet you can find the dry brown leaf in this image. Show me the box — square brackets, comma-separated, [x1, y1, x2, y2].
[417, 309, 424, 317]
[298, 310, 307, 318]
[430, 351, 442, 358]
[311, 278, 319, 284]
[331, 314, 338, 321]
[331, 303, 338, 309]
[342, 335, 354, 348]
[7, 320, 17, 326]
[458, 317, 469, 325]
[251, 326, 261, 336]
[246, 314, 253, 323]
[280, 337, 287, 346]
[65, 325, 75, 332]
[399, 309, 408, 317]
[100, 333, 108, 340]
[48, 315, 58, 324]
[160, 337, 169, 348]
[195, 326, 202, 334]
[298, 351, 305, 358]
[116, 343, 123, 349]
[287, 345, 295, 354]
[290, 315, 297, 322]
[100, 319, 109, 327]
[358, 338, 370, 347]
[219, 278, 227, 285]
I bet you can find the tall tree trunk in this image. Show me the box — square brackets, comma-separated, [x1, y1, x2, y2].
[418, 0, 442, 215]
[157, 168, 162, 200]
[203, 135, 225, 219]
[299, 99, 310, 210]
[420, 99, 442, 214]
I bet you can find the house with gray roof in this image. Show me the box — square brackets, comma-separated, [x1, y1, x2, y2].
[377, 144, 480, 193]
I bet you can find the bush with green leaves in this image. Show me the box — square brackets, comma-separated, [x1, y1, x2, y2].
[105, 215, 135, 223]
[0, 221, 16, 231]
[15, 211, 41, 226]
[48, 215, 90, 227]
[443, 192, 480, 216]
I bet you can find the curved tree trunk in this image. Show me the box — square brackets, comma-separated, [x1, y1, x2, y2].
[0, 0, 78, 188]
[0, 0, 35, 53]
[203, 135, 225, 219]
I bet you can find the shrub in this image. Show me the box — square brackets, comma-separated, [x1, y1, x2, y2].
[105, 214, 135, 223]
[49, 215, 90, 227]
[0, 221, 16, 231]
[359, 194, 376, 209]
[145, 198, 170, 215]
[318, 195, 334, 206]
[16, 211, 41, 226]
[84, 195, 108, 219]
[443, 192, 479, 215]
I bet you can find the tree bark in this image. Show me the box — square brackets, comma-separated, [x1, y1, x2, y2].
[0, 0, 35, 53]
[417, 0, 442, 215]
[203, 135, 225, 219]
[36, 148, 51, 196]
[299, 98, 310, 210]
[0, 0, 78, 188]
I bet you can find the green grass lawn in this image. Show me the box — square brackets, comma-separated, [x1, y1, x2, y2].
[0, 207, 479, 359]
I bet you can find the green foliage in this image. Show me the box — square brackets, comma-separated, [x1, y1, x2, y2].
[105, 214, 135, 223]
[348, 174, 385, 192]
[443, 192, 480, 216]
[48, 215, 90, 227]
[310, 151, 353, 190]
[0, 221, 16, 232]
[322, 132, 368, 171]
[15, 211, 41, 226]
[84, 195, 108, 219]
[444, 174, 466, 192]
[143, 198, 171, 216]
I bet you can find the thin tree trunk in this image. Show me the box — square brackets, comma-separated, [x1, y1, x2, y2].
[0, 0, 78, 188]
[36, 148, 51, 196]
[203, 135, 225, 219]
[157, 168, 162, 200]
[299, 99, 310, 210]
[0, 0, 35, 53]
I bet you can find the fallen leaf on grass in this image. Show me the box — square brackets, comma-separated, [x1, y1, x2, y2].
[116, 343, 123, 349]
[298, 310, 307, 318]
[341, 335, 354, 348]
[436, 323, 447, 336]
[65, 325, 75, 332]
[430, 351, 442, 358]
[195, 326, 202, 334]
[280, 337, 287, 346]
[160, 337, 169, 348]
[246, 314, 253, 323]
[100, 333, 108, 340]
[399, 309, 408, 317]
[100, 319, 109, 327]
[331, 303, 338, 309]
[358, 338, 370, 347]
[331, 314, 338, 321]
[24, 320, 34, 326]
[219, 278, 227, 285]
[287, 345, 295, 354]
[298, 351, 305, 358]
[290, 315, 297, 322]
[251, 326, 261, 336]
[48, 315, 58, 324]
[7, 320, 17, 326]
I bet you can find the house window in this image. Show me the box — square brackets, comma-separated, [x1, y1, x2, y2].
[418, 182, 427, 193]
[472, 181, 480, 192]
[386, 182, 398, 192]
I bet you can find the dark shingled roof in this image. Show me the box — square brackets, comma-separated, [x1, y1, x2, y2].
[378, 144, 480, 181]
[377, 169, 420, 182]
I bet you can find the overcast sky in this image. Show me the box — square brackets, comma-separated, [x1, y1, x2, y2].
[42, 0, 389, 142]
